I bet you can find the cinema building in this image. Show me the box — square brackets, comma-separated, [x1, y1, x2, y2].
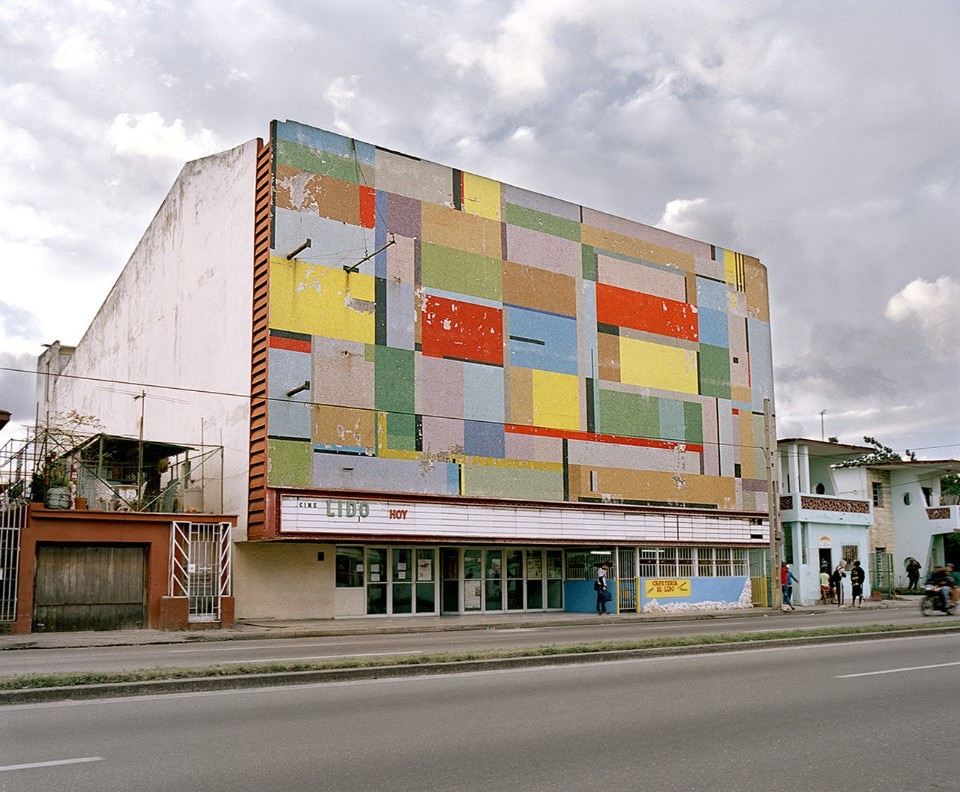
[32, 119, 776, 622]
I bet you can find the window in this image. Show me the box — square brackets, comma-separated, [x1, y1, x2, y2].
[732, 549, 748, 576]
[565, 550, 609, 581]
[698, 548, 715, 577]
[841, 545, 858, 569]
[903, 492, 911, 506]
[336, 546, 364, 587]
[678, 547, 694, 577]
[871, 482, 883, 507]
[716, 548, 732, 577]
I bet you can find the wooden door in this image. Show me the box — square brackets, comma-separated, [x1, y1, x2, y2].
[33, 544, 146, 632]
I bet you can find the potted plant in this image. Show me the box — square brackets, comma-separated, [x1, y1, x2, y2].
[42, 460, 72, 509]
[31, 410, 103, 508]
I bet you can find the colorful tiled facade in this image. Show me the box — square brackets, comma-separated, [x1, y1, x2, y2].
[266, 121, 773, 512]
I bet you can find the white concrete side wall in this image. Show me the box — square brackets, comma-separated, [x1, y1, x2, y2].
[791, 521, 870, 605]
[890, 469, 945, 569]
[38, 141, 258, 536]
[233, 542, 336, 619]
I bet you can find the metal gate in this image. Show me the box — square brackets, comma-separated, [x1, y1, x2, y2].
[749, 548, 769, 607]
[617, 548, 637, 612]
[874, 551, 894, 598]
[170, 521, 232, 622]
[33, 544, 146, 631]
[0, 504, 24, 622]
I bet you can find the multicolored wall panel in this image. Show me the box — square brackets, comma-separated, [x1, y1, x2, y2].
[267, 120, 774, 511]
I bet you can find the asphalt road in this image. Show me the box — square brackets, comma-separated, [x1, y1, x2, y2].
[1, 632, 956, 792]
[0, 604, 946, 677]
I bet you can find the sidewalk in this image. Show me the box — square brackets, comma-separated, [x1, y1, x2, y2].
[0, 597, 919, 651]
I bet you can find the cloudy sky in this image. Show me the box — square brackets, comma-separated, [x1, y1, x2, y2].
[1, 0, 957, 459]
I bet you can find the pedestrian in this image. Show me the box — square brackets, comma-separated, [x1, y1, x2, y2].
[595, 563, 611, 615]
[830, 561, 847, 607]
[850, 560, 865, 607]
[819, 566, 832, 604]
[906, 558, 921, 591]
[781, 562, 798, 610]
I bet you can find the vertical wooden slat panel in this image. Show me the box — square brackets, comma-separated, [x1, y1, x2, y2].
[247, 138, 273, 539]
[33, 544, 146, 631]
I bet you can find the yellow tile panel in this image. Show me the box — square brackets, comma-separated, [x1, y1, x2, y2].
[619, 337, 699, 394]
[532, 370, 581, 431]
[270, 257, 375, 343]
[462, 172, 502, 221]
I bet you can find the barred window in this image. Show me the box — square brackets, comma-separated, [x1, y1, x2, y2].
[698, 548, 715, 577]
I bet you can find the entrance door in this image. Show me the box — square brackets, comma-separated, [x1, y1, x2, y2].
[33, 544, 146, 631]
[484, 549, 504, 611]
[618, 548, 636, 612]
[818, 548, 832, 573]
[367, 547, 438, 615]
[441, 548, 459, 613]
[463, 549, 482, 611]
[505, 549, 524, 610]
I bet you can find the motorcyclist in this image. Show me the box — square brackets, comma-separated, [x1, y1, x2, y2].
[947, 563, 960, 606]
[925, 565, 953, 609]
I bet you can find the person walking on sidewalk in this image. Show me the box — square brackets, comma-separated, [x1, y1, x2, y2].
[906, 558, 922, 591]
[850, 560, 865, 607]
[595, 563, 611, 615]
[781, 563, 798, 610]
[831, 561, 847, 607]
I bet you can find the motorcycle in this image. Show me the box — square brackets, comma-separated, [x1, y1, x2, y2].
[919, 584, 955, 616]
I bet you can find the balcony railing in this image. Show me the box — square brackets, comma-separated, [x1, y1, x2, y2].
[779, 492, 872, 527]
[926, 504, 960, 529]
[780, 494, 870, 514]
[0, 429, 223, 515]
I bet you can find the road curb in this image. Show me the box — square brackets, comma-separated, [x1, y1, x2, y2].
[3, 624, 958, 705]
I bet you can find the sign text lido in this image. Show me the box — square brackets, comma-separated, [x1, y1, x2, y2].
[294, 499, 410, 520]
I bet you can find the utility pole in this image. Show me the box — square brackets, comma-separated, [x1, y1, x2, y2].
[819, 409, 826, 441]
[134, 390, 146, 507]
[764, 399, 782, 610]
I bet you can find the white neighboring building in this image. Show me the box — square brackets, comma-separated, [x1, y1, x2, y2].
[778, 438, 960, 604]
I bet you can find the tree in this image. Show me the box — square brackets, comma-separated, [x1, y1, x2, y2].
[942, 473, 960, 497]
[834, 436, 917, 468]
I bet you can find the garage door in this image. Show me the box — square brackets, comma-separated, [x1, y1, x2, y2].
[33, 544, 146, 632]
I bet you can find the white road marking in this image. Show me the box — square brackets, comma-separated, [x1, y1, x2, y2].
[0, 756, 104, 772]
[837, 661, 960, 678]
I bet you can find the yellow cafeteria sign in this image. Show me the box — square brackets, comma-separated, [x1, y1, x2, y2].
[645, 579, 691, 598]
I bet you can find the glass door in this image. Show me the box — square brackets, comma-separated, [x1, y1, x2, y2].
[463, 549, 482, 611]
[366, 548, 388, 615]
[484, 549, 504, 611]
[441, 548, 459, 613]
[365, 546, 437, 615]
[546, 549, 564, 609]
[392, 548, 413, 614]
[506, 549, 524, 610]
[415, 548, 436, 614]
[526, 550, 544, 609]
